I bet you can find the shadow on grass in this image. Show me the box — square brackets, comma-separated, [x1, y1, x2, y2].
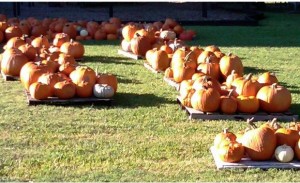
[244, 66, 280, 75]
[83, 55, 139, 65]
[112, 92, 174, 108]
[81, 40, 121, 46]
[114, 74, 142, 84]
[289, 103, 300, 117]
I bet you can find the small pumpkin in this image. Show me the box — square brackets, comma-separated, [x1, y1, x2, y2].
[197, 56, 220, 80]
[54, 81, 76, 99]
[191, 86, 220, 112]
[231, 73, 260, 97]
[60, 39, 85, 59]
[219, 53, 243, 79]
[236, 95, 259, 113]
[63, 23, 77, 39]
[31, 35, 50, 49]
[220, 90, 237, 114]
[53, 33, 70, 48]
[275, 144, 294, 163]
[130, 33, 152, 56]
[18, 43, 37, 60]
[93, 84, 115, 98]
[275, 127, 300, 147]
[257, 72, 278, 87]
[213, 128, 237, 149]
[150, 49, 170, 71]
[122, 24, 138, 41]
[217, 140, 244, 163]
[96, 73, 118, 94]
[164, 67, 173, 78]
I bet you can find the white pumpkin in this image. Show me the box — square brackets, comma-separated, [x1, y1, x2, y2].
[121, 39, 131, 52]
[160, 30, 176, 41]
[80, 29, 88, 37]
[93, 84, 114, 98]
[275, 144, 294, 163]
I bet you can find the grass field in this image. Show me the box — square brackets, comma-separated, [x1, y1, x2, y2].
[1, 12, 300, 181]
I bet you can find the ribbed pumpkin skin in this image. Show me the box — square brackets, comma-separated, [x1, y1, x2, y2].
[130, 34, 151, 56]
[256, 84, 291, 113]
[257, 72, 278, 87]
[122, 24, 138, 41]
[236, 96, 259, 113]
[1, 51, 29, 76]
[191, 88, 220, 112]
[173, 65, 195, 83]
[18, 44, 37, 60]
[54, 81, 76, 99]
[220, 96, 237, 114]
[231, 75, 259, 97]
[151, 50, 170, 71]
[213, 129, 237, 148]
[242, 126, 276, 161]
[53, 33, 70, 48]
[219, 54, 243, 79]
[29, 82, 52, 100]
[60, 40, 85, 59]
[38, 73, 65, 96]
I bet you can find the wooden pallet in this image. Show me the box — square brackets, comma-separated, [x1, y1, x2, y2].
[210, 146, 300, 170]
[75, 57, 84, 62]
[143, 62, 164, 74]
[25, 90, 114, 106]
[1, 71, 20, 81]
[163, 77, 180, 91]
[117, 49, 144, 60]
[177, 97, 298, 121]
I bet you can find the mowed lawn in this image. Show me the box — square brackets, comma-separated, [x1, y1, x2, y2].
[1, 13, 300, 181]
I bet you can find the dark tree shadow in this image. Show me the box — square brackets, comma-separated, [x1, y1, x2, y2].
[111, 92, 175, 108]
[114, 74, 142, 84]
[83, 55, 139, 65]
[244, 66, 279, 75]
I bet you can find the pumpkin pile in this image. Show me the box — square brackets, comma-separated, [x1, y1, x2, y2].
[214, 118, 300, 163]
[0, 13, 122, 43]
[169, 45, 293, 114]
[120, 18, 196, 57]
[1, 34, 118, 100]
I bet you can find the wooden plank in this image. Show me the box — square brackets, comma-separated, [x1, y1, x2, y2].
[117, 49, 144, 60]
[25, 90, 114, 106]
[75, 57, 84, 62]
[177, 96, 299, 122]
[143, 62, 164, 74]
[163, 76, 180, 91]
[1, 71, 20, 81]
[210, 146, 300, 170]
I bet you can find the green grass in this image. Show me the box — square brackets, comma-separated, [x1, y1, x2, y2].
[1, 12, 300, 181]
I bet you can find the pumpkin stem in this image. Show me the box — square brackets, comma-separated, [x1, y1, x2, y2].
[246, 117, 256, 129]
[228, 89, 234, 97]
[223, 128, 229, 134]
[230, 70, 236, 75]
[135, 33, 141, 37]
[271, 83, 278, 88]
[228, 52, 233, 56]
[245, 73, 253, 81]
[184, 51, 194, 62]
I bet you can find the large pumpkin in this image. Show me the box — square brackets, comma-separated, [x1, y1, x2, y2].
[5, 37, 26, 50]
[236, 95, 259, 113]
[18, 43, 37, 60]
[275, 128, 300, 147]
[231, 73, 260, 97]
[31, 35, 50, 49]
[257, 72, 278, 87]
[1, 49, 29, 76]
[217, 140, 244, 163]
[256, 83, 291, 113]
[149, 49, 170, 71]
[213, 128, 237, 148]
[197, 51, 219, 64]
[53, 33, 70, 48]
[60, 39, 85, 59]
[38, 73, 65, 96]
[191, 87, 220, 112]
[219, 53, 243, 79]
[5, 26, 23, 40]
[220, 90, 237, 114]
[197, 56, 220, 80]
[241, 119, 277, 161]
[62, 23, 77, 39]
[130, 33, 152, 56]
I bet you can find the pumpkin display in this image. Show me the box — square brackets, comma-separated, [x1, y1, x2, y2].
[217, 140, 244, 163]
[59, 62, 77, 76]
[63, 23, 77, 39]
[236, 95, 259, 113]
[31, 35, 50, 49]
[191, 87, 220, 112]
[60, 39, 84, 59]
[219, 53, 243, 79]
[121, 39, 132, 52]
[18, 43, 37, 60]
[164, 67, 173, 78]
[256, 83, 291, 113]
[172, 50, 197, 69]
[275, 128, 300, 147]
[1, 50, 29, 76]
[197, 51, 218, 64]
[213, 128, 237, 148]
[205, 45, 220, 52]
[130, 33, 152, 56]
[29, 82, 52, 100]
[241, 118, 277, 161]
[260, 118, 282, 132]
[96, 73, 118, 94]
[220, 90, 237, 114]
[225, 70, 241, 89]
[70, 66, 96, 86]
[192, 76, 222, 94]
[93, 84, 115, 98]
[54, 81, 76, 99]
[5, 37, 26, 50]
[275, 144, 294, 163]
[173, 64, 195, 83]
[38, 72, 65, 96]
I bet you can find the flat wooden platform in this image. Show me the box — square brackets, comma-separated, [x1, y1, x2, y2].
[177, 97, 298, 122]
[25, 90, 114, 106]
[117, 49, 144, 60]
[143, 62, 164, 74]
[163, 76, 180, 91]
[1, 71, 20, 81]
[211, 146, 300, 170]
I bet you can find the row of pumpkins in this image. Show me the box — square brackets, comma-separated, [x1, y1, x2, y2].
[136, 42, 291, 114]
[214, 118, 300, 163]
[0, 13, 195, 44]
[0, 34, 118, 99]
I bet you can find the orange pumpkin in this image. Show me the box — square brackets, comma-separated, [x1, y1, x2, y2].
[231, 73, 259, 97]
[295, 139, 300, 160]
[130, 33, 152, 56]
[256, 83, 291, 113]
[94, 29, 107, 40]
[122, 24, 138, 41]
[236, 95, 259, 113]
[60, 39, 85, 59]
[29, 82, 52, 100]
[220, 90, 237, 114]
[197, 56, 220, 80]
[197, 50, 218, 64]
[96, 73, 118, 94]
[62, 23, 77, 39]
[18, 43, 37, 60]
[219, 53, 243, 79]
[213, 128, 237, 148]
[164, 67, 173, 78]
[38, 73, 65, 96]
[1, 49, 29, 76]
[191, 87, 220, 112]
[205, 45, 220, 52]
[5, 26, 23, 40]
[257, 72, 278, 87]
[275, 128, 300, 147]
[218, 140, 244, 163]
[53, 33, 70, 48]
[149, 49, 170, 71]
[31, 35, 50, 49]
